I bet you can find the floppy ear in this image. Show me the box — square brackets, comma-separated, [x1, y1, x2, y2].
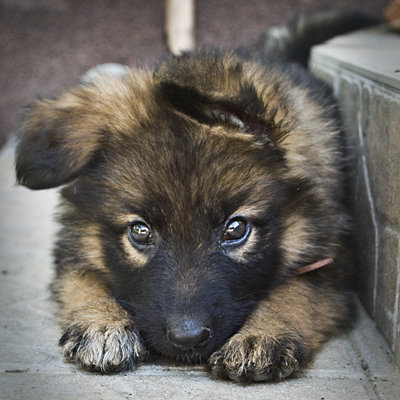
[15, 88, 106, 190]
[154, 51, 282, 140]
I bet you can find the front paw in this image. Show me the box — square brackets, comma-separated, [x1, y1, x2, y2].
[59, 324, 147, 373]
[208, 332, 308, 382]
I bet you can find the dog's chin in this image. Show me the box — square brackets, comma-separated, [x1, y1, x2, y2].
[165, 348, 209, 364]
[149, 340, 217, 364]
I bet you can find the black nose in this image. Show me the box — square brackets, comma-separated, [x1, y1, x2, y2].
[166, 319, 211, 350]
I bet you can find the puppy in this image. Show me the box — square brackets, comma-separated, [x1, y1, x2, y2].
[15, 9, 377, 382]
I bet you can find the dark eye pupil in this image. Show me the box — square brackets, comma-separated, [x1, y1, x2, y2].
[223, 219, 248, 241]
[130, 223, 151, 244]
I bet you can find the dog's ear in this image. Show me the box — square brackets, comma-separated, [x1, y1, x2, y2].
[16, 88, 106, 190]
[154, 52, 283, 141]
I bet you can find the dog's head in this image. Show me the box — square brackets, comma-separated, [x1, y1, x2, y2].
[16, 52, 345, 361]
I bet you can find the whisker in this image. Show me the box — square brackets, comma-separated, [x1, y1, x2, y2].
[235, 289, 269, 302]
[115, 298, 144, 315]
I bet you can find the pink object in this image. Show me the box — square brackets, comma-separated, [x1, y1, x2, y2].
[294, 257, 334, 275]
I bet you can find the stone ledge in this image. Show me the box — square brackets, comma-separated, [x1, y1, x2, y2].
[310, 23, 400, 92]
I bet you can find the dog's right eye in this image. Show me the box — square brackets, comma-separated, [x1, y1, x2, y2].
[128, 222, 153, 246]
[221, 218, 250, 245]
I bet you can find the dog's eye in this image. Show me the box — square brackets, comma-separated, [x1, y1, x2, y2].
[128, 222, 152, 246]
[222, 218, 250, 244]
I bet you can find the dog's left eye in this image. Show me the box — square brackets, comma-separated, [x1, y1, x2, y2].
[222, 218, 250, 244]
[128, 222, 153, 246]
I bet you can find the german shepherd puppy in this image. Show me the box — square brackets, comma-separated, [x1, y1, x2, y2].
[15, 10, 377, 382]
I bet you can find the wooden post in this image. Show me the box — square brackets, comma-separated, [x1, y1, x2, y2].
[165, 0, 195, 54]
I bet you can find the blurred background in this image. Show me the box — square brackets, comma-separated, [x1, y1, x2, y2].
[0, 0, 393, 147]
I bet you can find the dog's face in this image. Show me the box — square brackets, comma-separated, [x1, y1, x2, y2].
[95, 127, 286, 360]
[16, 52, 344, 361]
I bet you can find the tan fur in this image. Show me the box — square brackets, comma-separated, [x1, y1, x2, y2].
[79, 225, 108, 270]
[281, 215, 316, 266]
[55, 269, 146, 371]
[209, 276, 348, 381]
[121, 235, 151, 267]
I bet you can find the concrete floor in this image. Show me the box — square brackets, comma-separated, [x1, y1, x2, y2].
[1, 139, 400, 399]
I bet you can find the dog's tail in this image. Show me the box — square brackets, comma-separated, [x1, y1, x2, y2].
[262, 8, 381, 66]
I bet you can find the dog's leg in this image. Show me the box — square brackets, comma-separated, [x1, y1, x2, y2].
[208, 276, 351, 381]
[54, 268, 147, 372]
